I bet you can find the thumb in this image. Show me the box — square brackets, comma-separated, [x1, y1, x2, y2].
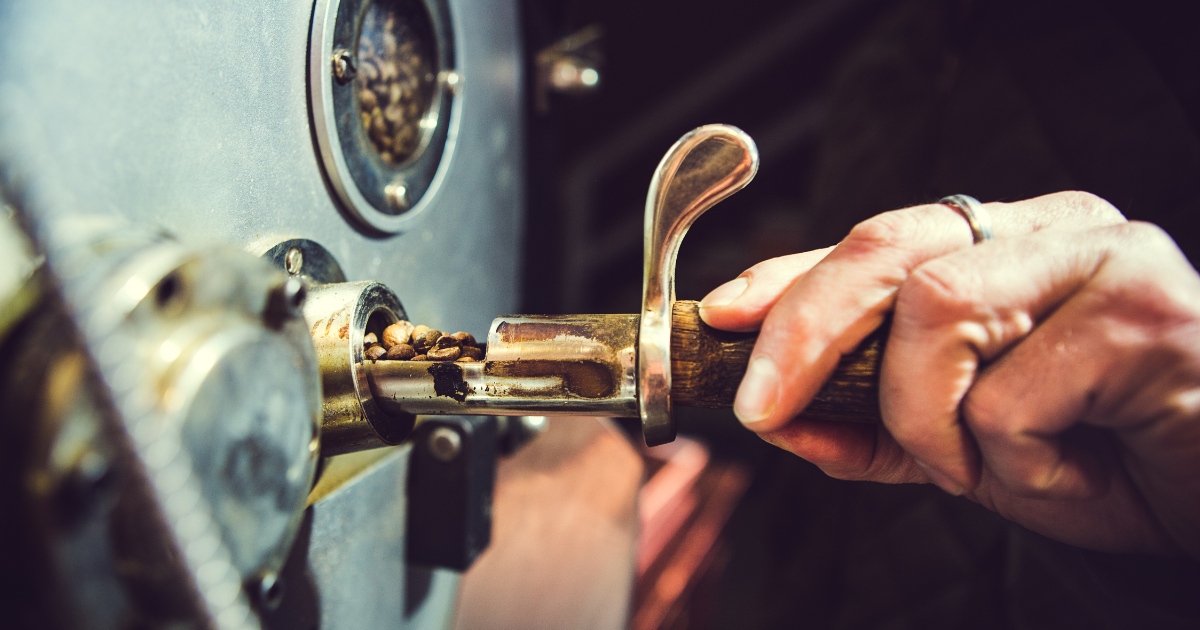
[698, 247, 833, 333]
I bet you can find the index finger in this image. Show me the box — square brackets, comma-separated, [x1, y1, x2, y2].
[732, 191, 1125, 432]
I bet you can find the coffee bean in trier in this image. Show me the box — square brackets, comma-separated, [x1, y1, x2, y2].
[384, 343, 416, 361]
[382, 320, 414, 348]
[427, 346, 461, 361]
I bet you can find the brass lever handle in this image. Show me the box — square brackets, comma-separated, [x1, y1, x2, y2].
[639, 125, 759, 445]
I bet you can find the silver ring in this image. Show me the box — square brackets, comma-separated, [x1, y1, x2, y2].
[939, 194, 993, 244]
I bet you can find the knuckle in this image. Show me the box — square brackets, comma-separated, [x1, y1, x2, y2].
[1053, 190, 1126, 225]
[1120, 220, 1177, 251]
[962, 409, 1057, 496]
[961, 384, 1010, 441]
[1086, 223, 1199, 328]
[844, 210, 928, 253]
[1005, 466, 1057, 497]
[896, 258, 978, 321]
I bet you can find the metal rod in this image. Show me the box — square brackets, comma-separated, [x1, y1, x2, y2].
[366, 359, 638, 417]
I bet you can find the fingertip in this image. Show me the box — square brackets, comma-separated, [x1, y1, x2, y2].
[699, 276, 748, 309]
[700, 276, 763, 331]
[734, 356, 782, 429]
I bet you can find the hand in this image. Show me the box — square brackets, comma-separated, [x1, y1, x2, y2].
[698, 191, 1200, 559]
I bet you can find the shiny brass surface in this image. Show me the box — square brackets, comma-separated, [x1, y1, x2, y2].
[639, 125, 759, 445]
[302, 280, 414, 455]
[368, 313, 639, 417]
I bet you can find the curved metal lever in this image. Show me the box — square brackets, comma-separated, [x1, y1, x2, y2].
[639, 125, 759, 445]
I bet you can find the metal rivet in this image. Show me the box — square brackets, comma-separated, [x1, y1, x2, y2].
[385, 182, 410, 211]
[284, 247, 303, 275]
[428, 427, 462, 463]
[332, 49, 357, 84]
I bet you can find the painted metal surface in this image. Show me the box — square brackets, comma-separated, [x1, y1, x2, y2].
[0, 0, 523, 341]
[0, 0, 523, 627]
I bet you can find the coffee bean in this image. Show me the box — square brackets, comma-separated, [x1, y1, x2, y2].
[370, 110, 388, 139]
[427, 346, 461, 361]
[459, 345, 482, 361]
[365, 345, 387, 361]
[414, 329, 442, 351]
[384, 343, 416, 360]
[382, 321, 414, 348]
[456, 356, 477, 362]
[450, 332, 475, 347]
[359, 89, 378, 111]
[433, 335, 460, 350]
[412, 354, 428, 361]
[355, 5, 437, 165]
[411, 324, 430, 340]
[363, 332, 378, 346]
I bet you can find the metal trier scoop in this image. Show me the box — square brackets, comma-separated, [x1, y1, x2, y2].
[367, 125, 884, 447]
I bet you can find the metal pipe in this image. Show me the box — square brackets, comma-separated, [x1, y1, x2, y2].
[367, 313, 640, 418]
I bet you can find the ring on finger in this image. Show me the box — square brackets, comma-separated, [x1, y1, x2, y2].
[940, 194, 994, 244]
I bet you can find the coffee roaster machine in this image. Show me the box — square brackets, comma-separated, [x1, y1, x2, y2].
[0, 0, 821, 626]
[0, 0, 532, 627]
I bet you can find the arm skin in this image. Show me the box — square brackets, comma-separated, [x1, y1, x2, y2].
[699, 191, 1200, 559]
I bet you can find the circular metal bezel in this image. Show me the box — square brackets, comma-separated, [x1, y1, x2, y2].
[256, 238, 417, 451]
[91, 239, 325, 582]
[310, 0, 459, 234]
[163, 323, 321, 578]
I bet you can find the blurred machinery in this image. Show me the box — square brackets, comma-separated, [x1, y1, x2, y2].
[0, 0, 796, 626]
[0, 0, 560, 628]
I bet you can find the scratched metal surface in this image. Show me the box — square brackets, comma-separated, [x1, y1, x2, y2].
[0, 0, 523, 340]
[0, 0, 523, 627]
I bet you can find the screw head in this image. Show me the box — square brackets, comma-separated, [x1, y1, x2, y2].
[428, 427, 462, 462]
[332, 49, 357, 84]
[256, 572, 285, 610]
[284, 247, 304, 275]
[264, 277, 307, 330]
[384, 182, 410, 211]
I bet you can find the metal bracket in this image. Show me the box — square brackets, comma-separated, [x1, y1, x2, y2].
[406, 416, 498, 571]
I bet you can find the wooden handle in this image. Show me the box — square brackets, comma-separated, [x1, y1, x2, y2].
[669, 300, 884, 423]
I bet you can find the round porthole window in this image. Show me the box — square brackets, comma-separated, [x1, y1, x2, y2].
[310, 0, 458, 234]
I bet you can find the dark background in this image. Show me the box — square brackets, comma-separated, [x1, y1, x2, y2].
[520, 0, 1200, 628]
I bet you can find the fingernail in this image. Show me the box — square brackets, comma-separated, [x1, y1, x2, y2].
[734, 356, 779, 427]
[700, 277, 748, 309]
[914, 460, 965, 496]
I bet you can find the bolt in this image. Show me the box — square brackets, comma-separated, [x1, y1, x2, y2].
[428, 427, 462, 463]
[256, 572, 285, 610]
[332, 49, 357, 84]
[264, 277, 307, 330]
[284, 247, 303, 275]
[385, 182, 409, 211]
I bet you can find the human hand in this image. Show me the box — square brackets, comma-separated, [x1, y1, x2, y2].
[698, 192, 1200, 559]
